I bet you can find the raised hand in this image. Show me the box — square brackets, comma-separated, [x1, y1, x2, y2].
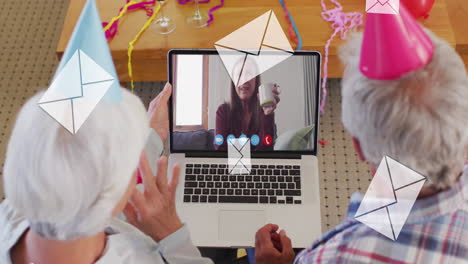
[148, 82, 172, 142]
[124, 153, 182, 242]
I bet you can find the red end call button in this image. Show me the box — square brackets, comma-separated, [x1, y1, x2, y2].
[263, 135, 273, 146]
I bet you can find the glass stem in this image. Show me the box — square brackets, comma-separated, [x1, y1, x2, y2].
[160, 1, 166, 19]
[194, 0, 201, 18]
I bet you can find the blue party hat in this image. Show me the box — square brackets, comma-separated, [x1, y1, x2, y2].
[38, 0, 121, 134]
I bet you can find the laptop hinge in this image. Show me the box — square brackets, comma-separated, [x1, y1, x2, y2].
[183, 152, 303, 159]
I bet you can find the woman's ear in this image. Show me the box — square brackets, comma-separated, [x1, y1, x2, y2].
[352, 137, 366, 162]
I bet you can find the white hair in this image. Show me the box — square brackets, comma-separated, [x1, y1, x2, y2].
[339, 30, 468, 189]
[4, 88, 149, 240]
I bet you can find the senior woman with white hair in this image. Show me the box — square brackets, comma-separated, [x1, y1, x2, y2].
[0, 83, 213, 264]
[253, 10, 468, 264]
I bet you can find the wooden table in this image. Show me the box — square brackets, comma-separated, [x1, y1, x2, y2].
[57, 0, 460, 82]
[445, 0, 468, 69]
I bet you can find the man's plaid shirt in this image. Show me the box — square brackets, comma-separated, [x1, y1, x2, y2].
[295, 166, 468, 264]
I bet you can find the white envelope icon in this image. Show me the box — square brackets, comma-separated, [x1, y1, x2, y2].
[354, 156, 426, 240]
[38, 49, 115, 134]
[366, 0, 399, 15]
[215, 10, 294, 87]
[228, 138, 251, 175]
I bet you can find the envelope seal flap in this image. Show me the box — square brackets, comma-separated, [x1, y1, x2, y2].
[39, 50, 83, 103]
[214, 10, 271, 52]
[385, 156, 426, 190]
[262, 10, 294, 52]
[366, 0, 399, 14]
[79, 50, 114, 84]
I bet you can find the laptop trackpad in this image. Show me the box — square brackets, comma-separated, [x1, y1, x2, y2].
[219, 210, 266, 242]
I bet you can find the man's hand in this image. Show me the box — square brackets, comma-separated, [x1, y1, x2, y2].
[148, 82, 172, 142]
[123, 153, 183, 242]
[255, 224, 295, 264]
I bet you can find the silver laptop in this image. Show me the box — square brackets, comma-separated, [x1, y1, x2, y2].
[167, 49, 322, 248]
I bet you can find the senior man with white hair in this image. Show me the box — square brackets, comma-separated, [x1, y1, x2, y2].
[253, 6, 468, 264]
[0, 83, 214, 264]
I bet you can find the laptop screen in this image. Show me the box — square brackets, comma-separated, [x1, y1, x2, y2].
[169, 50, 320, 155]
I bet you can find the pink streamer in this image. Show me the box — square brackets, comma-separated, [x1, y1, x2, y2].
[178, 0, 210, 4]
[207, 0, 224, 24]
[320, 0, 363, 113]
[102, 0, 156, 40]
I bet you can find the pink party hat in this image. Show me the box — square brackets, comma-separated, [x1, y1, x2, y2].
[360, 4, 434, 80]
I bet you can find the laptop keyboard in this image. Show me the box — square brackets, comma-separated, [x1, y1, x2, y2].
[183, 163, 302, 204]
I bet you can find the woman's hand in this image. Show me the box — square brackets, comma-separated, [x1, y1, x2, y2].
[148, 82, 172, 142]
[261, 84, 281, 116]
[255, 224, 295, 264]
[123, 153, 183, 242]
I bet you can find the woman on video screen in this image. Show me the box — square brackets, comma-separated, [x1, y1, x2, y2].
[215, 59, 280, 151]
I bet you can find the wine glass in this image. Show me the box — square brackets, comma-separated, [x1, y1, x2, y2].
[152, 0, 176, 34]
[186, 0, 208, 28]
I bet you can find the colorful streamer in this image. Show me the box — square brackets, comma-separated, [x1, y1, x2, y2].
[178, 0, 210, 4]
[320, 0, 363, 113]
[103, 0, 156, 40]
[128, 2, 162, 91]
[279, 0, 302, 50]
[177, 0, 223, 25]
[102, 2, 134, 31]
[207, 0, 224, 24]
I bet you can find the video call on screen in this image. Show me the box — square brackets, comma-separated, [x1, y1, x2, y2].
[171, 53, 319, 152]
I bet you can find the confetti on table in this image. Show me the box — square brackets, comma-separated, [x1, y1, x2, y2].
[318, 140, 329, 146]
[320, 0, 363, 113]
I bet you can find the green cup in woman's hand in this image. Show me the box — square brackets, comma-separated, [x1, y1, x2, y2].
[259, 83, 281, 115]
